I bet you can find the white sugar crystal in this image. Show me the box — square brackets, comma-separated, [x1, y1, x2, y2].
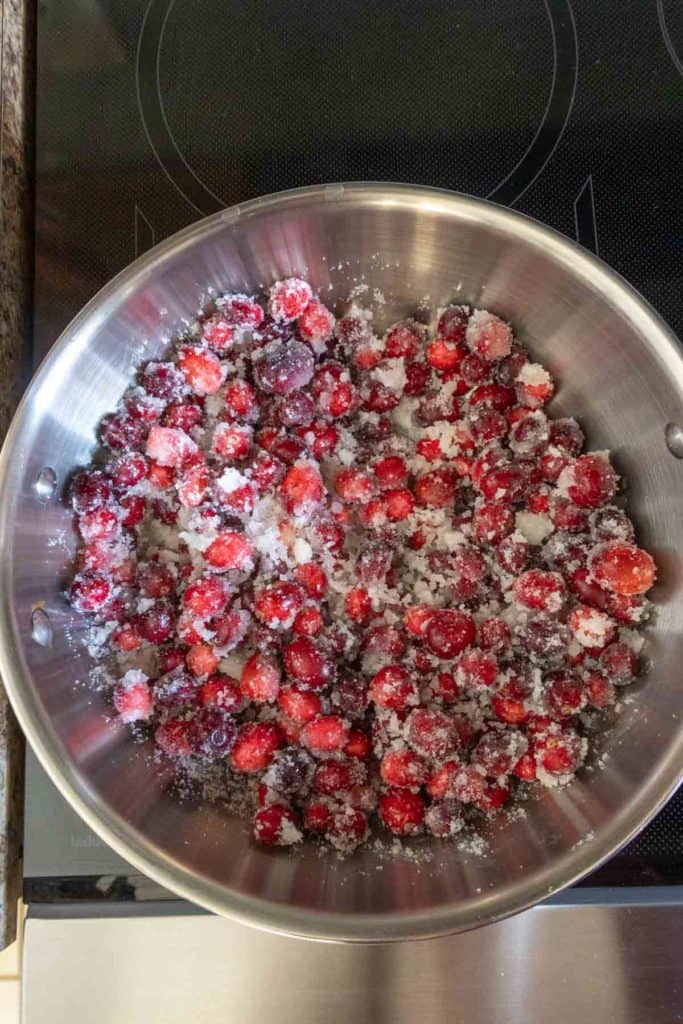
[293, 538, 313, 564]
[374, 358, 407, 393]
[515, 511, 554, 545]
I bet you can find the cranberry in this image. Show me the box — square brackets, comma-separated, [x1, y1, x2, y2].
[590, 542, 656, 596]
[141, 361, 185, 400]
[331, 675, 368, 720]
[335, 467, 376, 504]
[71, 471, 114, 513]
[70, 572, 111, 613]
[384, 318, 425, 358]
[100, 413, 146, 451]
[293, 605, 323, 636]
[479, 465, 525, 503]
[300, 715, 349, 754]
[404, 360, 430, 396]
[254, 581, 304, 627]
[232, 722, 283, 773]
[479, 617, 511, 653]
[427, 337, 465, 371]
[345, 586, 373, 623]
[269, 278, 313, 321]
[205, 531, 254, 571]
[213, 423, 252, 461]
[514, 569, 566, 612]
[113, 674, 153, 722]
[425, 610, 476, 659]
[313, 759, 363, 796]
[585, 672, 616, 709]
[221, 294, 265, 329]
[369, 665, 418, 710]
[568, 605, 615, 648]
[545, 672, 585, 718]
[188, 707, 237, 757]
[405, 708, 457, 760]
[162, 401, 204, 433]
[155, 720, 192, 758]
[254, 340, 315, 394]
[534, 730, 582, 775]
[373, 455, 408, 490]
[550, 417, 584, 454]
[283, 637, 331, 689]
[138, 562, 174, 598]
[473, 729, 527, 777]
[357, 542, 393, 583]
[263, 748, 316, 798]
[521, 614, 568, 666]
[278, 686, 322, 723]
[138, 601, 174, 643]
[425, 800, 463, 837]
[277, 391, 316, 427]
[200, 675, 245, 713]
[600, 641, 638, 683]
[513, 753, 537, 781]
[380, 749, 427, 788]
[563, 454, 618, 509]
[466, 312, 512, 361]
[280, 462, 324, 515]
[345, 729, 372, 760]
[456, 648, 498, 688]
[491, 695, 529, 725]
[253, 805, 302, 845]
[591, 506, 635, 543]
[414, 469, 455, 508]
[298, 299, 335, 346]
[240, 653, 281, 702]
[379, 789, 425, 835]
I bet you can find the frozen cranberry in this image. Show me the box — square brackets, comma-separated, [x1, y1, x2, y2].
[522, 614, 568, 665]
[304, 799, 334, 832]
[300, 715, 349, 754]
[293, 605, 323, 636]
[473, 729, 527, 777]
[479, 464, 525, 503]
[100, 413, 146, 452]
[590, 506, 635, 544]
[534, 730, 583, 775]
[148, 461, 175, 489]
[414, 469, 455, 508]
[345, 586, 373, 623]
[380, 749, 427, 788]
[176, 346, 223, 396]
[404, 359, 430, 396]
[290, 563, 325, 601]
[427, 337, 465, 372]
[516, 364, 555, 407]
[110, 621, 143, 652]
[372, 455, 407, 490]
[600, 641, 638, 683]
[345, 729, 372, 760]
[110, 453, 148, 490]
[253, 804, 302, 845]
[125, 388, 164, 422]
[113, 673, 153, 722]
[141, 361, 185, 401]
[201, 315, 234, 350]
[384, 318, 425, 358]
[472, 502, 513, 544]
[278, 685, 322, 723]
[214, 469, 256, 513]
[330, 675, 368, 720]
[382, 488, 413, 522]
[403, 605, 434, 638]
[461, 353, 489, 386]
[509, 411, 549, 455]
[78, 506, 119, 542]
[187, 706, 237, 757]
[562, 454, 618, 509]
[335, 467, 376, 504]
[549, 496, 588, 533]
[254, 340, 315, 394]
[496, 534, 529, 574]
[405, 708, 457, 760]
[200, 675, 245, 713]
[269, 278, 313, 321]
[585, 672, 616, 709]
[369, 665, 418, 710]
[466, 312, 512, 361]
[491, 695, 529, 725]
[232, 722, 283, 773]
[469, 407, 508, 445]
[283, 637, 331, 689]
[162, 401, 203, 433]
[298, 299, 335, 347]
[239, 652, 281, 703]
[138, 562, 174, 598]
[70, 572, 111, 613]
[254, 581, 304, 627]
[425, 610, 476, 659]
[137, 601, 173, 643]
[155, 720, 192, 758]
[145, 425, 197, 468]
[550, 417, 584, 454]
[456, 648, 498, 688]
[479, 617, 511, 654]
[379, 789, 425, 835]
[568, 605, 615, 648]
[590, 542, 656, 596]
[71, 471, 114, 513]
[280, 462, 324, 516]
[362, 381, 401, 413]
[514, 569, 566, 612]
[469, 383, 516, 411]
[276, 391, 316, 428]
[313, 759, 362, 797]
[213, 423, 252, 461]
[545, 672, 585, 717]
[301, 420, 340, 459]
[424, 800, 463, 837]
[182, 576, 228, 619]
[204, 531, 254, 571]
[513, 753, 537, 781]
[357, 542, 394, 583]
[250, 452, 285, 492]
[221, 294, 265, 329]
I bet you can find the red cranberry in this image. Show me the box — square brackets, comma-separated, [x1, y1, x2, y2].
[254, 340, 315, 394]
[379, 789, 425, 835]
[425, 610, 476, 659]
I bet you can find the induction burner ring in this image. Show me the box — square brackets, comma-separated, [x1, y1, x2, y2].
[136, 0, 577, 216]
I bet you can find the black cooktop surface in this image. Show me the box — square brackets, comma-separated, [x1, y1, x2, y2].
[30, 0, 683, 896]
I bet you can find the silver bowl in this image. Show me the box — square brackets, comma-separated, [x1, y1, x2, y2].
[1, 183, 682, 941]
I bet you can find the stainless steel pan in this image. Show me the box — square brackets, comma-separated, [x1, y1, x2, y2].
[1, 183, 681, 941]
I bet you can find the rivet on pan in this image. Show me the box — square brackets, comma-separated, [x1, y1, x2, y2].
[665, 423, 683, 459]
[31, 608, 53, 648]
[34, 466, 57, 500]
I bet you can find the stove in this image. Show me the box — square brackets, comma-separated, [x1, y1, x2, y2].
[24, 0, 683, 1020]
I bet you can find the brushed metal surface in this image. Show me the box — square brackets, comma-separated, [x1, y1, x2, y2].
[1, 184, 683, 940]
[22, 904, 683, 1023]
